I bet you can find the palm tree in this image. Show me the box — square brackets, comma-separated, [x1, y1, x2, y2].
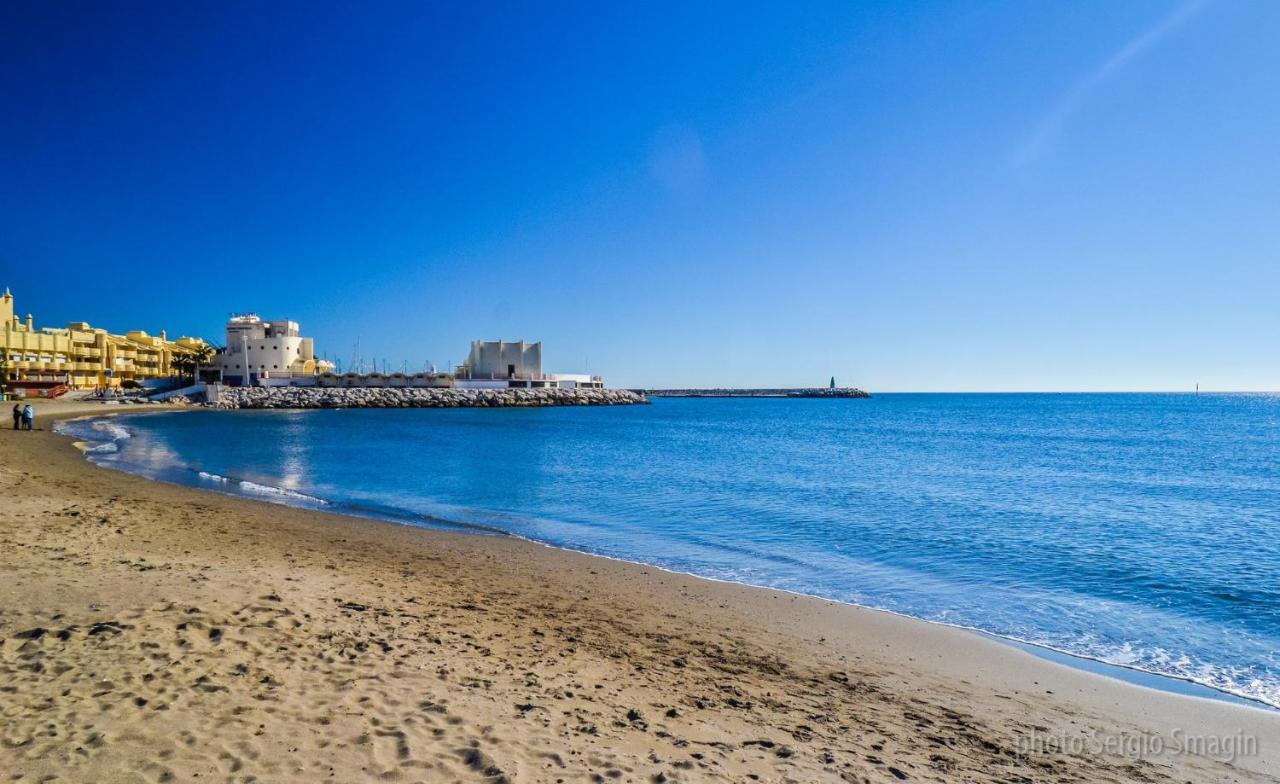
[172, 344, 217, 384]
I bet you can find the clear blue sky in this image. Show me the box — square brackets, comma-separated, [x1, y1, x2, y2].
[2, 1, 1277, 390]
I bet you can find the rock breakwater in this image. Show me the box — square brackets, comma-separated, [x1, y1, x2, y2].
[208, 386, 649, 410]
[639, 387, 870, 399]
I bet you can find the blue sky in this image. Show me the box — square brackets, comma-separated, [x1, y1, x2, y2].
[2, 1, 1278, 390]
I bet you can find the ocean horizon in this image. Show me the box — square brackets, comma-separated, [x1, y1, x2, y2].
[59, 392, 1280, 710]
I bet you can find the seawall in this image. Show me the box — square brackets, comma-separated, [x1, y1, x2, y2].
[639, 387, 870, 398]
[205, 386, 649, 409]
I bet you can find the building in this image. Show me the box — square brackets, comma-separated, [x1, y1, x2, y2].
[456, 340, 543, 381]
[213, 313, 334, 386]
[454, 339, 603, 389]
[0, 288, 210, 394]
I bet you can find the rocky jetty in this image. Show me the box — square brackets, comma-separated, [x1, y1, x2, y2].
[639, 387, 870, 399]
[207, 386, 649, 410]
[783, 387, 871, 399]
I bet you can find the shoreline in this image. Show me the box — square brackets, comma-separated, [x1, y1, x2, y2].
[3, 399, 1278, 782]
[59, 408, 1280, 715]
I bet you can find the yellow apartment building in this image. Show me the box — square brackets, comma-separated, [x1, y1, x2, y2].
[0, 288, 209, 393]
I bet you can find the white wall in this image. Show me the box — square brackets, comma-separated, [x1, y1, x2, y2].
[219, 335, 308, 375]
[454, 379, 510, 390]
[466, 341, 542, 378]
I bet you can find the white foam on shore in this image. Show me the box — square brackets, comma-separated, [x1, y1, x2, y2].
[238, 479, 328, 505]
[55, 415, 134, 456]
[198, 471, 230, 483]
[90, 420, 133, 441]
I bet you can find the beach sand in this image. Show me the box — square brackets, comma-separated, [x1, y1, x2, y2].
[2, 400, 1277, 783]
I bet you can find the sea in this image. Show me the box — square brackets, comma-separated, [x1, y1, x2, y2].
[57, 393, 1280, 709]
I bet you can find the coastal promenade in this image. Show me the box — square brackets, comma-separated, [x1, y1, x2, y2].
[1, 399, 1276, 783]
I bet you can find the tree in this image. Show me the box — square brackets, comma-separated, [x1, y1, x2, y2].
[171, 344, 217, 383]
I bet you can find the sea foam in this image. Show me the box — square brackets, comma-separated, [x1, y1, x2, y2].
[237, 480, 328, 505]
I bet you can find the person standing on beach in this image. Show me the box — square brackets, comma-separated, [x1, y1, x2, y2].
[21, 403, 34, 431]
[11, 402, 21, 430]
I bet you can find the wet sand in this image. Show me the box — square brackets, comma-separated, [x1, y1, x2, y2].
[1, 399, 1277, 783]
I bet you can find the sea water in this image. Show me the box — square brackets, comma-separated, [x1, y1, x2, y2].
[57, 393, 1280, 708]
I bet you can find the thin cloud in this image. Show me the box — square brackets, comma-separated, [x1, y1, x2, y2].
[1013, 0, 1209, 165]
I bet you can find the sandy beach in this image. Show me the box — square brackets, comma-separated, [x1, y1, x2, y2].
[1, 400, 1276, 783]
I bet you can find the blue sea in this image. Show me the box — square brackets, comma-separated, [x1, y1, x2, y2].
[58, 394, 1280, 709]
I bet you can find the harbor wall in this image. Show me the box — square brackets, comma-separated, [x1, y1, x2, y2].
[202, 385, 648, 409]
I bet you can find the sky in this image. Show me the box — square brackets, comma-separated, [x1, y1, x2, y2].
[2, 0, 1278, 391]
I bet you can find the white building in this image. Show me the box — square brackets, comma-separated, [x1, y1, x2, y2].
[458, 340, 543, 381]
[214, 314, 333, 386]
[454, 339, 603, 389]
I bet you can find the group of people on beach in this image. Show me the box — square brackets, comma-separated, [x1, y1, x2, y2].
[11, 402, 35, 431]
